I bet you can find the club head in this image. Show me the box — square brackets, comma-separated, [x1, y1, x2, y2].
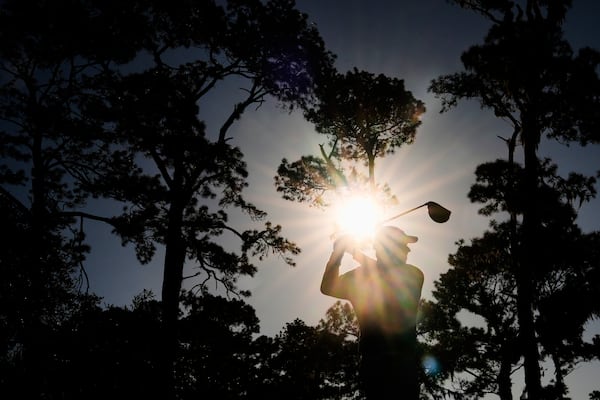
[427, 201, 451, 223]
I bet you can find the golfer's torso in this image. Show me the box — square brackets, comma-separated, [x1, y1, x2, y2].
[345, 263, 423, 336]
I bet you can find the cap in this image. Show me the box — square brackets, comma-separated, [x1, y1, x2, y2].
[376, 226, 418, 245]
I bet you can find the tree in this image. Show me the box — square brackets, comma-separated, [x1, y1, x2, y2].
[306, 68, 425, 188]
[265, 304, 361, 400]
[429, 1, 600, 397]
[0, 0, 144, 395]
[81, 0, 335, 396]
[178, 296, 361, 399]
[419, 157, 600, 399]
[180, 298, 362, 400]
[420, 158, 600, 399]
[419, 227, 521, 400]
[1, 0, 335, 396]
[45, 291, 163, 400]
[276, 68, 424, 210]
[316, 300, 362, 399]
[177, 291, 261, 399]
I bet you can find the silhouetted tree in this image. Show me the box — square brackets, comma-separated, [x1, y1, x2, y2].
[317, 300, 360, 339]
[1, 0, 335, 396]
[420, 227, 522, 400]
[30, 289, 368, 399]
[79, 0, 335, 396]
[0, 0, 144, 395]
[265, 315, 360, 400]
[177, 291, 261, 399]
[45, 291, 163, 400]
[179, 295, 363, 399]
[478, 159, 600, 398]
[420, 157, 600, 399]
[276, 68, 424, 209]
[43, 290, 259, 399]
[316, 300, 362, 399]
[429, 1, 600, 397]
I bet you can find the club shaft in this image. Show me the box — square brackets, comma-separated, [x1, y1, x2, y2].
[380, 203, 428, 224]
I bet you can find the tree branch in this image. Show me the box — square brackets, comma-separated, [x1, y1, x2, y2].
[149, 148, 174, 189]
[60, 210, 116, 226]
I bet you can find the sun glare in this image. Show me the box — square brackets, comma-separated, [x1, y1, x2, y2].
[333, 194, 383, 243]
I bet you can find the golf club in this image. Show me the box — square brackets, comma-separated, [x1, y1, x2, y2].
[380, 201, 451, 224]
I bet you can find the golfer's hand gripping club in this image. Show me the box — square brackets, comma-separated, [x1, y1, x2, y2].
[333, 235, 356, 255]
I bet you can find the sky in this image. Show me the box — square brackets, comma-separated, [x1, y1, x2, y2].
[82, 0, 600, 398]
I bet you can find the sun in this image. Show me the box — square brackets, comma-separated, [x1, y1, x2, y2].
[333, 194, 383, 243]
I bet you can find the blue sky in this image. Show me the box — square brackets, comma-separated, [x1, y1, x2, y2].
[82, 1, 600, 398]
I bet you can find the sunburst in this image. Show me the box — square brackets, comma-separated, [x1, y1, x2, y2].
[332, 192, 383, 245]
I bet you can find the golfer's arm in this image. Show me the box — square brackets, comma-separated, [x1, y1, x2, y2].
[351, 250, 376, 268]
[321, 251, 348, 299]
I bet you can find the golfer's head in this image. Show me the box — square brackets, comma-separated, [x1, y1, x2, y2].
[374, 226, 418, 262]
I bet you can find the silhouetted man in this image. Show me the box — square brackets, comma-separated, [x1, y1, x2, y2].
[321, 226, 423, 400]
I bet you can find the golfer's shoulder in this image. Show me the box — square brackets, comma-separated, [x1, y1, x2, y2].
[404, 264, 424, 281]
[340, 267, 359, 280]
[339, 266, 367, 284]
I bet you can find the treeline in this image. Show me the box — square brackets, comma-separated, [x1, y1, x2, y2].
[2, 0, 600, 399]
[3, 288, 363, 399]
[0, 0, 335, 397]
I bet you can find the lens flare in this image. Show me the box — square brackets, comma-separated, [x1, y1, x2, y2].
[333, 194, 383, 242]
[422, 355, 441, 376]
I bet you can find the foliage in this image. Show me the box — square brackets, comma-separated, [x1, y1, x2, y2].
[45, 294, 164, 399]
[420, 157, 600, 399]
[11, 291, 363, 399]
[306, 68, 425, 167]
[429, 1, 600, 398]
[0, 0, 336, 397]
[3, 0, 600, 399]
[82, 0, 335, 396]
[431, 1, 600, 149]
[420, 228, 521, 400]
[177, 291, 261, 399]
[275, 68, 424, 208]
[178, 295, 363, 399]
[86, 0, 335, 295]
[0, 0, 144, 394]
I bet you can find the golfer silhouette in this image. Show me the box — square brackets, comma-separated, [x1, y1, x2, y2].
[321, 226, 423, 400]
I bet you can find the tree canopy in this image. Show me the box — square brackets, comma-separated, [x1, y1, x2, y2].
[429, 1, 600, 398]
[2, 0, 600, 399]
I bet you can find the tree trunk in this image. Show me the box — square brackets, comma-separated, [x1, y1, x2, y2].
[23, 127, 46, 397]
[367, 152, 375, 191]
[159, 180, 188, 398]
[517, 115, 543, 399]
[498, 344, 514, 400]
